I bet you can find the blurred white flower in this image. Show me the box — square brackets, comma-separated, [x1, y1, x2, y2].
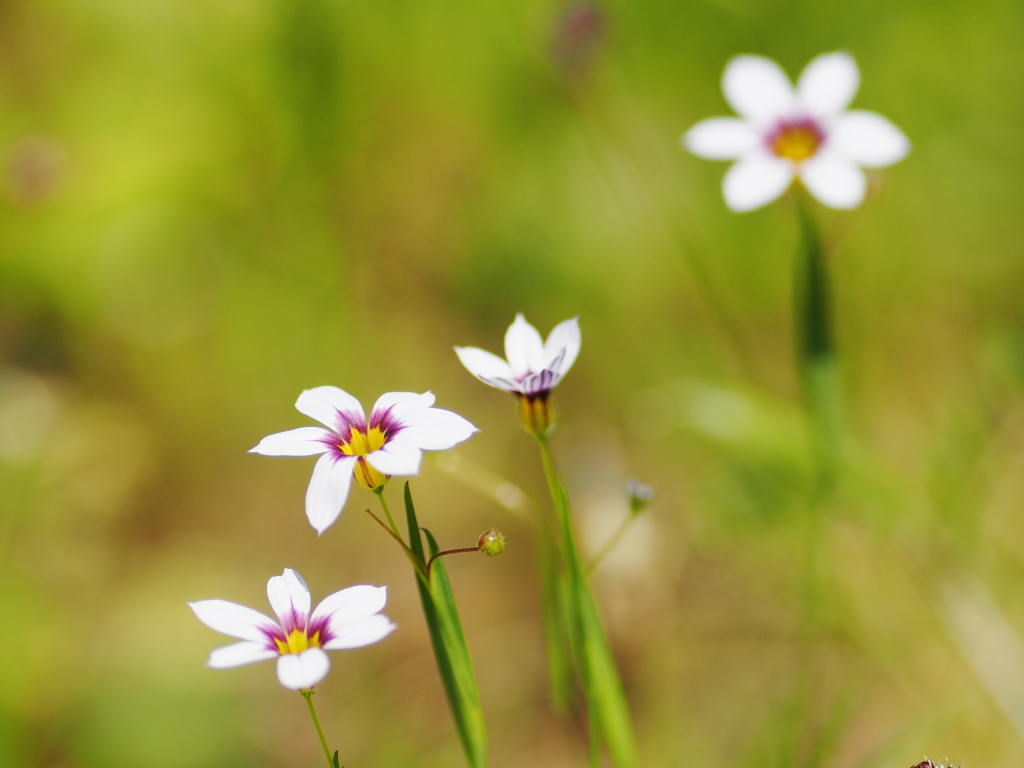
[683, 52, 909, 211]
[250, 387, 478, 533]
[189, 569, 395, 691]
[455, 314, 581, 435]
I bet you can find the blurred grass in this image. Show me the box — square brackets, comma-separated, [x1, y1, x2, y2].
[1, 0, 1023, 765]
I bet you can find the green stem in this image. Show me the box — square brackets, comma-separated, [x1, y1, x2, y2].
[795, 195, 843, 488]
[365, 508, 428, 581]
[536, 434, 638, 768]
[587, 515, 637, 576]
[301, 691, 335, 768]
[426, 546, 481, 576]
[373, 486, 401, 537]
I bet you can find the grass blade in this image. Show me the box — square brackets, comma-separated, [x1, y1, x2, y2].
[403, 483, 488, 768]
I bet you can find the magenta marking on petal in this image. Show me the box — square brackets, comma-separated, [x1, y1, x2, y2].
[260, 624, 287, 652]
[279, 606, 309, 635]
[368, 405, 405, 438]
[334, 409, 367, 437]
[307, 614, 333, 645]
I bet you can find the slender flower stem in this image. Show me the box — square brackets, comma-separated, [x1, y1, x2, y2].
[364, 508, 428, 581]
[586, 515, 636, 576]
[536, 433, 638, 768]
[374, 486, 401, 538]
[301, 691, 335, 768]
[426, 546, 481, 575]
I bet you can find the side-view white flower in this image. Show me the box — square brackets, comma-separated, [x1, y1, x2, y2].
[683, 52, 909, 212]
[189, 569, 396, 691]
[455, 314, 581, 435]
[455, 314, 580, 398]
[250, 388, 478, 534]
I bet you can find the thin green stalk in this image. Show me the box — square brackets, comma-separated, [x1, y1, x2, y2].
[301, 691, 335, 768]
[780, 194, 841, 768]
[536, 435, 638, 768]
[373, 486, 401, 537]
[795, 195, 843, 487]
[587, 515, 637, 576]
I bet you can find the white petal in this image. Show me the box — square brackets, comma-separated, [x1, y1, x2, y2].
[311, 585, 388, 626]
[722, 154, 794, 212]
[797, 52, 859, 117]
[454, 346, 517, 389]
[295, 386, 365, 433]
[248, 427, 331, 457]
[322, 614, 397, 651]
[276, 648, 330, 690]
[208, 641, 277, 669]
[722, 55, 796, 124]
[830, 110, 909, 167]
[683, 118, 759, 160]
[504, 314, 546, 379]
[266, 569, 312, 633]
[189, 600, 279, 643]
[397, 408, 479, 450]
[543, 317, 581, 378]
[305, 454, 357, 534]
[369, 391, 436, 427]
[365, 440, 422, 476]
[799, 151, 866, 209]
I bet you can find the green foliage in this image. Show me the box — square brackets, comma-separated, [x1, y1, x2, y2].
[404, 483, 488, 768]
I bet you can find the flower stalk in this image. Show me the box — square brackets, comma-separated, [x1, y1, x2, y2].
[795, 194, 843, 486]
[302, 690, 336, 768]
[537, 434, 639, 768]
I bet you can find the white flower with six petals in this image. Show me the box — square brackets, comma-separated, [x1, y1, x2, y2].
[250, 388, 478, 534]
[684, 52, 909, 212]
[455, 314, 581, 436]
[189, 569, 396, 690]
[455, 314, 581, 398]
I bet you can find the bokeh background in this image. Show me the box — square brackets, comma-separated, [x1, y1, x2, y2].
[2, 0, 1023, 766]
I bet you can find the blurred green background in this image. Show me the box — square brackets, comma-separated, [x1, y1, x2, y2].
[1, 0, 1023, 766]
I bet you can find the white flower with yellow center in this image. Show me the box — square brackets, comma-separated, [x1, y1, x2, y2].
[683, 52, 909, 212]
[250, 387, 478, 533]
[189, 569, 395, 690]
[455, 314, 580, 435]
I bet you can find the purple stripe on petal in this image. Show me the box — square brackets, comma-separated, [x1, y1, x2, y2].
[307, 614, 333, 645]
[279, 607, 309, 635]
[260, 624, 288, 652]
[334, 409, 366, 436]
[369, 405, 405, 437]
[521, 368, 559, 396]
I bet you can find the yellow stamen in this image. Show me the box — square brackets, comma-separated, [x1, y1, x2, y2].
[771, 123, 822, 163]
[274, 628, 321, 655]
[338, 426, 390, 490]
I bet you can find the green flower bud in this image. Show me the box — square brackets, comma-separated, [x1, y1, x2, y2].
[478, 529, 506, 557]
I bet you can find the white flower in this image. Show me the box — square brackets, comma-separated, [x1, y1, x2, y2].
[455, 314, 581, 436]
[455, 314, 580, 397]
[189, 569, 396, 691]
[250, 388, 478, 534]
[683, 52, 909, 212]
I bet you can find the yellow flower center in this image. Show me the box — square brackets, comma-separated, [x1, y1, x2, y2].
[274, 628, 321, 655]
[771, 122, 822, 163]
[338, 426, 390, 490]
